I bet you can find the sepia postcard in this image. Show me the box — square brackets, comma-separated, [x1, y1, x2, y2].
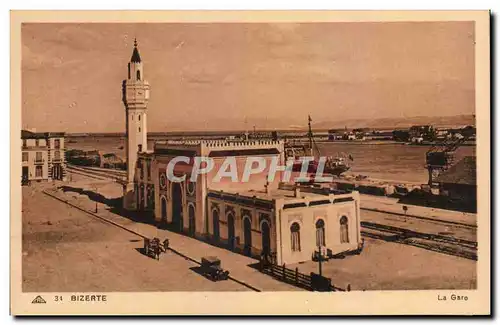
[10, 10, 491, 315]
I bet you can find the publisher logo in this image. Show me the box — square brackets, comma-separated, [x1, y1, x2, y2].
[31, 295, 46, 304]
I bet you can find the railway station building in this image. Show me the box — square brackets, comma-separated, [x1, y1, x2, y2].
[122, 40, 362, 264]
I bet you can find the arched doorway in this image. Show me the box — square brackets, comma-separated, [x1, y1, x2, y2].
[160, 196, 167, 226]
[172, 183, 183, 232]
[188, 204, 196, 237]
[261, 221, 271, 255]
[212, 209, 220, 241]
[227, 213, 235, 250]
[51, 164, 63, 180]
[243, 217, 252, 256]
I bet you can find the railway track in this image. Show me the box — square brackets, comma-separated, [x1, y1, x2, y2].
[361, 221, 477, 249]
[67, 165, 126, 184]
[360, 206, 476, 229]
[78, 165, 126, 177]
[360, 221, 477, 261]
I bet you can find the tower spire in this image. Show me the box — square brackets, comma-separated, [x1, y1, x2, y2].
[130, 38, 142, 63]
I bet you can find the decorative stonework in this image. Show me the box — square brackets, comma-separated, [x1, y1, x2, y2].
[241, 208, 252, 221]
[288, 214, 303, 223]
[259, 213, 271, 226]
[313, 210, 327, 218]
[187, 181, 196, 196]
[211, 202, 220, 213]
[159, 172, 167, 190]
[226, 205, 235, 216]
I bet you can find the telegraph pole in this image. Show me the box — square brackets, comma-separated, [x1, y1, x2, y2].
[94, 185, 98, 213]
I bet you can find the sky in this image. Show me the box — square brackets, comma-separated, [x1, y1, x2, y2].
[21, 22, 475, 133]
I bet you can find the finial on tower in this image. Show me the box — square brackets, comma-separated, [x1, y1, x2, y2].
[130, 38, 142, 63]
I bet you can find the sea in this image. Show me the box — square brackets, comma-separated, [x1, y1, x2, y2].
[66, 137, 476, 184]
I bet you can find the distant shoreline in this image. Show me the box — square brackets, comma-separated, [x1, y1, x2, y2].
[316, 140, 476, 146]
[67, 136, 476, 147]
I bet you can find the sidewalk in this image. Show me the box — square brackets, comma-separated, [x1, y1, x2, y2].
[45, 187, 301, 292]
[359, 194, 477, 227]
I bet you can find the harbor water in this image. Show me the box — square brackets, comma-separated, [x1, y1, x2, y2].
[67, 137, 476, 184]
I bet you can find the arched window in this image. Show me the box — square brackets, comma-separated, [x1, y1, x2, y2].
[290, 222, 301, 252]
[315, 219, 326, 247]
[136, 70, 141, 80]
[340, 216, 349, 243]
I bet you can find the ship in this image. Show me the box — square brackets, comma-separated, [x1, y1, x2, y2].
[284, 115, 352, 178]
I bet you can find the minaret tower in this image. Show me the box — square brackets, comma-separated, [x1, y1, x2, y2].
[122, 38, 150, 209]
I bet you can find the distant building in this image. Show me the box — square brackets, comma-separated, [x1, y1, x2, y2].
[392, 129, 410, 142]
[435, 128, 449, 140]
[327, 129, 344, 141]
[102, 153, 126, 169]
[351, 128, 368, 141]
[435, 156, 476, 204]
[345, 133, 356, 141]
[366, 130, 393, 141]
[66, 149, 101, 167]
[409, 125, 436, 142]
[21, 130, 66, 183]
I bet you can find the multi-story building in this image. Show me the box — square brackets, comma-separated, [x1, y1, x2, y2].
[21, 130, 66, 183]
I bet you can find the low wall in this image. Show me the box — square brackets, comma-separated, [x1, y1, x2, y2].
[333, 181, 402, 197]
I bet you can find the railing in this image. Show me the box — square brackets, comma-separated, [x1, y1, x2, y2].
[260, 259, 312, 290]
[34, 159, 45, 164]
[52, 158, 63, 163]
[259, 254, 346, 292]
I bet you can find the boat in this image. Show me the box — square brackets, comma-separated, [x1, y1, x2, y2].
[284, 116, 352, 178]
[285, 142, 319, 173]
[324, 156, 351, 177]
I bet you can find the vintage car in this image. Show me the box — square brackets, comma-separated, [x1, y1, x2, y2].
[200, 256, 230, 281]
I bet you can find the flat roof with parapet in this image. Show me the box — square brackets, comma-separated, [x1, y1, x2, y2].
[208, 185, 355, 210]
[154, 139, 283, 157]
